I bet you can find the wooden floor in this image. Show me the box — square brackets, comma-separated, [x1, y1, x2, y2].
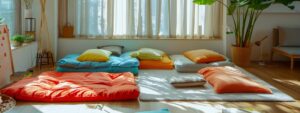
[6, 62, 300, 113]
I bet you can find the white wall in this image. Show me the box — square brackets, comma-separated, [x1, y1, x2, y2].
[226, 4, 300, 61]
[58, 38, 224, 59]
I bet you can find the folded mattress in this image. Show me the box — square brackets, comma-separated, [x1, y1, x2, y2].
[1, 71, 139, 102]
[170, 55, 234, 73]
[139, 55, 174, 69]
[56, 66, 139, 75]
[56, 52, 139, 74]
[57, 52, 139, 69]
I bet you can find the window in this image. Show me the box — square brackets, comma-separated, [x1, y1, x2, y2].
[0, 0, 18, 36]
[59, 0, 222, 39]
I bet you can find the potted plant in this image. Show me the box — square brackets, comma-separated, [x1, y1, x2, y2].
[193, 0, 297, 66]
[11, 35, 25, 47]
[24, 35, 34, 43]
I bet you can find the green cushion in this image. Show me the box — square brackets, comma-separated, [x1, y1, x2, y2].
[131, 48, 165, 60]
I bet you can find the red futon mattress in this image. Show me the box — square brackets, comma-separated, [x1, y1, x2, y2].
[1, 72, 139, 102]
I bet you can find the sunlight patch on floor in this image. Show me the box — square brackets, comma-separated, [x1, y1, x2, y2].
[140, 87, 162, 95]
[276, 104, 296, 113]
[158, 102, 260, 113]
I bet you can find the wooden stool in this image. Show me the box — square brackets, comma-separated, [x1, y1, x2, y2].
[36, 51, 54, 69]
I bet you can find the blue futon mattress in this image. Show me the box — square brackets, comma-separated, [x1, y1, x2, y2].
[56, 52, 139, 74]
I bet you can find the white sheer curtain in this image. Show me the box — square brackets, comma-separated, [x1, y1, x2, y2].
[68, 0, 221, 39]
[0, 0, 19, 36]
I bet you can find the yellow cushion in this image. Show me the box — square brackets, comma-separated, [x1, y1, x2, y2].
[139, 55, 174, 69]
[183, 49, 225, 63]
[131, 48, 165, 60]
[77, 49, 112, 62]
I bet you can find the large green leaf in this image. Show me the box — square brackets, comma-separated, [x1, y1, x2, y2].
[248, 0, 273, 10]
[227, 0, 250, 15]
[275, 0, 299, 5]
[274, 0, 300, 10]
[233, 0, 250, 7]
[193, 0, 217, 5]
[227, 3, 237, 15]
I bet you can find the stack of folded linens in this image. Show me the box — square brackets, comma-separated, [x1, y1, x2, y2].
[131, 48, 174, 69]
[169, 75, 206, 88]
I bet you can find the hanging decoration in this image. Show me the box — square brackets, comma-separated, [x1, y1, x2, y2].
[36, 0, 54, 68]
[38, 0, 51, 52]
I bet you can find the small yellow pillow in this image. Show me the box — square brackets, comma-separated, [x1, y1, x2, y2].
[131, 48, 165, 60]
[77, 49, 112, 62]
[183, 49, 225, 63]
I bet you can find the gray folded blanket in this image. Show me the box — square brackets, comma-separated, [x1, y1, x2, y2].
[169, 75, 206, 88]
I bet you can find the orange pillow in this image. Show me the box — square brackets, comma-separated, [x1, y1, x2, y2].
[139, 55, 174, 69]
[183, 49, 225, 63]
[198, 66, 272, 94]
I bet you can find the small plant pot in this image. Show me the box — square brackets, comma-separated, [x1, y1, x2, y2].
[12, 41, 23, 47]
[231, 45, 252, 67]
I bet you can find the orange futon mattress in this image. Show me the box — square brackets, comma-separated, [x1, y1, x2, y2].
[1, 72, 139, 102]
[139, 55, 174, 69]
